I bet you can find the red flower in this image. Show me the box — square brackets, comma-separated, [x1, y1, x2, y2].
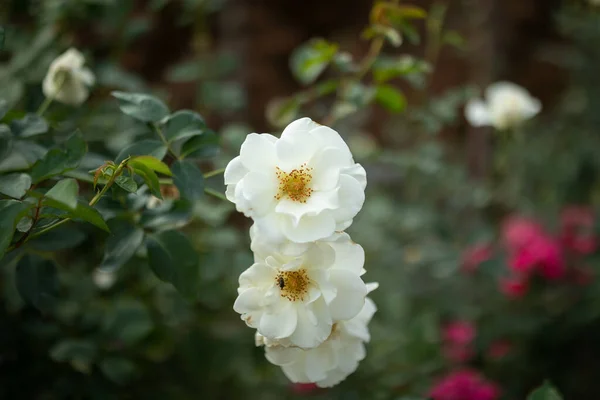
[462, 244, 493, 273]
[502, 216, 545, 251]
[560, 206, 597, 255]
[509, 235, 565, 280]
[442, 320, 476, 363]
[429, 370, 500, 400]
[290, 383, 318, 394]
[500, 275, 529, 298]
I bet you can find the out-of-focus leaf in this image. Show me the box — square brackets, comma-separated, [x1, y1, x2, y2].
[162, 110, 206, 143]
[130, 161, 161, 199]
[375, 84, 407, 113]
[0, 173, 31, 198]
[112, 91, 170, 123]
[115, 175, 138, 193]
[171, 160, 204, 202]
[30, 132, 86, 183]
[146, 230, 200, 299]
[100, 220, 144, 271]
[290, 39, 338, 85]
[0, 124, 11, 160]
[10, 113, 48, 137]
[443, 30, 466, 49]
[15, 254, 59, 311]
[45, 179, 79, 210]
[0, 99, 7, 119]
[527, 382, 563, 400]
[43, 198, 109, 232]
[29, 226, 86, 251]
[180, 130, 219, 159]
[373, 55, 431, 84]
[0, 200, 34, 259]
[50, 339, 97, 364]
[266, 97, 300, 128]
[130, 156, 172, 176]
[103, 299, 153, 345]
[115, 139, 167, 163]
[100, 357, 137, 385]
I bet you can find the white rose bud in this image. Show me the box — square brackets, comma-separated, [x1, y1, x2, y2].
[42, 48, 95, 106]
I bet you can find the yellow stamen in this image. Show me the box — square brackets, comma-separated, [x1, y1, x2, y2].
[274, 164, 313, 203]
[275, 270, 310, 302]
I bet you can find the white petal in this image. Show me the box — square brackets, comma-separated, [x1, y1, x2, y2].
[253, 214, 288, 244]
[275, 190, 339, 225]
[309, 125, 353, 159]
[77, 67, 95, 86]
[289, 298, 332, 348]
[328, 174, 365, 225]
[342, 163, 367, 190]
[240, 171, 278, 215]
[280, 117, 320, 140]
[238, 263, 276, 289]
[328, 269, 367, 321]
[282, 362, 310, 384]
[309, 147, 349, 191]
[309, 269, 337, 304]
[259, 300, 298, 339]
[275, 133, 318, 171]
[304, 346, 333, 382]
[265, 346, 304, 366]
[343, 297, 377, 342]
[329, 233, 365, 276]
[281, 213, 336, 243]
[240, 133, 277, 171]
[233, 288, 265, 328]
[224, 156, 248, 184]
[465, 98, 491, 127]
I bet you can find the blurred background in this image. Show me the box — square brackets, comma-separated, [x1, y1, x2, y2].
[1, 0, 600, 399]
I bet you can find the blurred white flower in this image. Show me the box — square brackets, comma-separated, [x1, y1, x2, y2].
[43, 48, 95, 106]
[258, 284, 378, 388]
[92, 268, 116, 290]
[233, 230, 368, 348]
[224, 117, 366, 243]
[465, 82, 541, 130]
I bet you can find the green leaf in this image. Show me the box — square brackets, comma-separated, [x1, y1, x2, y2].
[162, 110, 206, 143]
[130, 155, 172, 176]
[100, 357, 136, 385]
[180, 130, 219, 159]
[290, 39, 338, 85]
[266, 97, 300, 128]
[375, 84, 407, 113]
[0, 200, 34, 259]
[443, 30, 466, 49]
[171, 160, 204, 202]
[43, 198, 110, 232]
[115, 175, 138, 193]
[50, 339, 97, 364]
[10, 113, 49, 137]
[115, 139, 167, 164]
[30, 132, 86, 184]
[396, 5, 427, 19]
[100, 220, 145, 271]
[103, 299, 153, 345]
[45, 179, 79, 210]
[373, 55, 431, 84]
[0, 124, 11, 160]
[0, 99, 8, 119]
[15, 254, 59, 311]
[527, 382, 563, 400]
[112, 91, 170, 123]
[146, 230, 200, 299]
[29, 226, 86, 251]
[130, 161, 162, 199]
[0, 173, 31, 198]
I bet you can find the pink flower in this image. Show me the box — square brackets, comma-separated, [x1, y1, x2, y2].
[502, 216, 545, 251]
[487, 340, 512, 360]
[290, 383, 318, 394]
[509, 235, 565, 280]
[500, 276, 529, 298]
[462, 244, 493, 273]
[443, 321, 476, 346]
[429, 370, 500, 400]
[560, 206, 597, 255]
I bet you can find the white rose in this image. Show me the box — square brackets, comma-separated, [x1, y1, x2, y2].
[465, 81, 541, 130]
[258, 284, 378, 388]
[233, 231, 368, 348]
[42, 48, 95, 106]
[224, 117, 366, 243]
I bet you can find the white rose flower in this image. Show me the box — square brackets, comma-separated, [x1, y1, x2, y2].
[233, 230, 368, 348]
[43, 48, 95, 106]
[258, 284, 378, 388]
[224, 117, 366, 243]
[465, 81, 541, 130]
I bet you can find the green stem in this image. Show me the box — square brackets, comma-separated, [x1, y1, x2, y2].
[37, 73, 67, 116]
[204, 187, 227, 201]
[151, 123, 180, 160]
[203, 168, 225, 179]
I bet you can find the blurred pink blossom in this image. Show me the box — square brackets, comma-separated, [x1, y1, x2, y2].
[560, 206, 597, 255]
[290, 383, 318, 394]
[500, 276, 529, 298]
[509, 235, 565, 280]
[502, 216, 545, 251]
[487, 340, 512, 360]
[462, 244, 493, 273]
[442, 320, 476, 363]
[429, 370, 500, 400]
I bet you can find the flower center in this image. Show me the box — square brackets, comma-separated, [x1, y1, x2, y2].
[275, 270, 310, 301]
[275, 164, 313, 203]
